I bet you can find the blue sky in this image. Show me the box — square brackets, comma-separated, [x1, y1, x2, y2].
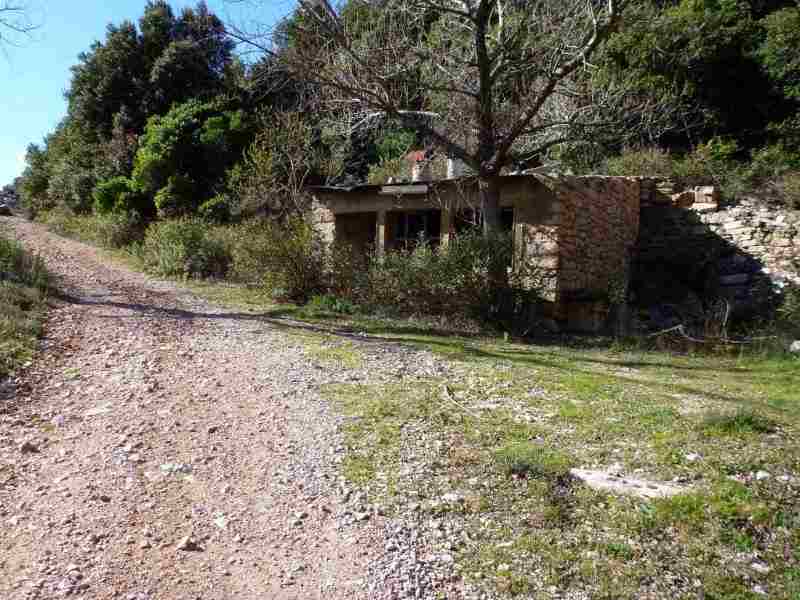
[0, 0, 291, 186]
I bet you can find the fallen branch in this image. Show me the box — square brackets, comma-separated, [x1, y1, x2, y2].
[441, 385, 481, 420]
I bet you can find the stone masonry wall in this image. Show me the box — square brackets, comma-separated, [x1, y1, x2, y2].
[311, 200, 336, 246]
[638, 191, 800, 319]
[547, 176, 641, 301]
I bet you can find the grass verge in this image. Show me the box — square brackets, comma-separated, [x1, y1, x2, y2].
[0, 227, 49, 378]
[324, 342, 799, 599]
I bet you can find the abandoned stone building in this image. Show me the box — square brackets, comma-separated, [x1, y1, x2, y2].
[311, 175, 643, 331]
[311, 172, 800, 332]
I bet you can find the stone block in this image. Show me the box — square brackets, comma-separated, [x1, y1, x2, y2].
[671, 191, 695, 208]
[694, 186, 720, 206]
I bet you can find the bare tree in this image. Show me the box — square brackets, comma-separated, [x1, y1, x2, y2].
[0, 1, 38, 48]
[246, 0, 649, 236]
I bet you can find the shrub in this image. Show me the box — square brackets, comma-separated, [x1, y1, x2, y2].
[602, 142, 749, 199]
[140, 218, 230, 279]
[773, 171, 800, 210]
[603, 147, 675, 178]
[92, 176, 148, 216]
[41, 209, 143, 250]
[0, 234, 48, 290]
[351, 231, 547, 325]
[0, 232, 48, 377]
[153, 174, 197, 218]
[367, 156, 410, 184]
[40, 208, 95, 242]
[493, 443, 573, 480]
[255, 217, 325, 302]
[307, 294, 358, 315]
[93, 176, 133, 213]
[699, 409, 778, 437]
[213, 217, 326, 301]
[91, 212, 144, 249]
[198, 194, 231, 223]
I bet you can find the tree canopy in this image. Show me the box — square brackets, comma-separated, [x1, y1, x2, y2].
[13, 0, 800, 224]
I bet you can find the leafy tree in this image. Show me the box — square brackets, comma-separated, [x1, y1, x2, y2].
[758, 6, 800, 102]
[601, 0, 799, 155]
[139, 1, 176, 67]
[66, 21, 146, 138]
[18, 143, 51, 214]
[131, 99, 251, 217]
[227, 111, 343, 218]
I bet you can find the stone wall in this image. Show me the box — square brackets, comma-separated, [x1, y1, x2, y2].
[636, 187, 800, 323]
[543, 177, 641, 298]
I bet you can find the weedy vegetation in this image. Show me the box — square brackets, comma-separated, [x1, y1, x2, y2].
[0, 227, 49, 378]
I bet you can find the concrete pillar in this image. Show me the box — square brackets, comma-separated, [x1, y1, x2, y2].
[440, 206, 453, 247]
[376, 210, 387, 257]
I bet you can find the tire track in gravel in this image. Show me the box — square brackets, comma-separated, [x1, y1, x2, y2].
[0, 217, 462, 600]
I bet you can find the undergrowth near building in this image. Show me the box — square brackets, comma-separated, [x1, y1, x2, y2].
[0, 228, 49, 378]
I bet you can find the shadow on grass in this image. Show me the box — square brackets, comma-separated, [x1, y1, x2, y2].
[54, 290, 799, 415]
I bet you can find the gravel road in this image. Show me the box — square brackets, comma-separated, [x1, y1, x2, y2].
[0, 217, 465, 600]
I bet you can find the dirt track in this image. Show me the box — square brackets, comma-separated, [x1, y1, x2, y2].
[0, 217, 457, 600]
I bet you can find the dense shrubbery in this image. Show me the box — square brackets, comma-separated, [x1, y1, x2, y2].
[139, 218, 230, 279]
[348, 232, 529, 321]
[604, 144, 800, 207]
[40, 209, 143, 250]
[215, 216, 326, 301]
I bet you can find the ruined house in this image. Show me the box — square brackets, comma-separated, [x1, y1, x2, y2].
[311, 174, 643, 332]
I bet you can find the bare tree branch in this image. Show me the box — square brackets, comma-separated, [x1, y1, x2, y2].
[0, 1, 39, 48]
[229, 0, 679, 233]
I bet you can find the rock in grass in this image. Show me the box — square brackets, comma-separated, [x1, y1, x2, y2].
[570, 468, 686, 499]
[790, 340, 800, 354]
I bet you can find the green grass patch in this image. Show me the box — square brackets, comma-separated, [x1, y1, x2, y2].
[493, 443, 572, 479]
[304, 337, 363, 369]
[0, 230, 49, 378]
[699, 409, 779, 437]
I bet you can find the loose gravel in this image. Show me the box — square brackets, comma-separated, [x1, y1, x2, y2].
[0, 217, 470, 600]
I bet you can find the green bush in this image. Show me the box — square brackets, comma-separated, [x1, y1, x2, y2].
[92, 176, 147, 216]
[153, 174, 197, 218]
[40, 208, 95, 242]
[256, 217, 325, 302]
[307, 294, 358, 315]
[777, 283, 800, 331]
[140, 218, 230, 279]
[0, 234, 48, 290]
[91, 212, 144, 249]
[603, 147, 675, 178]
[493, 443, 573, 480]
[198, 194, 232, 223]
[213, 217, 326, 301]
[41, 209, 142, 250]
[351, 231, 545, 324]
[773, 171, 800, 210]
[211, 220, 270, 284]
[603, 142, 749, 199]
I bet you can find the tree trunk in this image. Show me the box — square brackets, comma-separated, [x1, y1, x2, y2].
[479, 175, 501, 236]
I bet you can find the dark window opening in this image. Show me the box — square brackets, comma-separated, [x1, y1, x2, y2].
[454, 208, 514, 234]
[391, 210, 441, 247]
